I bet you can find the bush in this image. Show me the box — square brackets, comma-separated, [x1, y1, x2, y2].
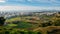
[0, 28, 42, 34]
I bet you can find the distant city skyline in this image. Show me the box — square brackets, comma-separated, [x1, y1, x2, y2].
[0, 0, 60, 11]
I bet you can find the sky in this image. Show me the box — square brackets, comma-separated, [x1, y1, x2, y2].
[0, 0, 60, 11]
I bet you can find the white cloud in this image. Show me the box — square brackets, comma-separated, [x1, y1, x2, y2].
[0, 0, 6, 3]
[27, 0, 50, 3]
[0, 6, 60, 12]
[16, 0, 26, 2]
[36, 0, 49, 2]
[27, 0, 60, 4]
[0, 6, 41, 11]
[50, 0, 60, 3]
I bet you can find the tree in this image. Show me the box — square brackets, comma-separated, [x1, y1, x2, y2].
[41, 21, 52, 27]
[0, 17, 6, 26]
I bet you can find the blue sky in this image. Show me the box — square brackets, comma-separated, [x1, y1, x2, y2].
[0, 0, 60, 6]
[0, 0, 60, 11]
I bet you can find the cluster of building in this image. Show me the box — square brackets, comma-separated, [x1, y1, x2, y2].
[0, 11, 58, 19]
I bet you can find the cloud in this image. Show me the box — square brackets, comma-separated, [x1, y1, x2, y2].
[27, 0, 50, 3]
[15, 0, 26, 2]
[50, 0, 60, 3]
[6, 0, 60, 6]
[0, 0, 6, 3]
[9, 0, 50, 3]
[0, 6, 60, 12]
[0, 6, 41, 11]
[27, 0, 60, 4]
